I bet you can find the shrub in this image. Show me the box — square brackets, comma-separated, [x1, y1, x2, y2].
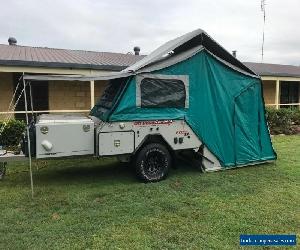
[265, 107, 296, 135]
[291, 109, 300, 125]
[0, 119, 26, 148]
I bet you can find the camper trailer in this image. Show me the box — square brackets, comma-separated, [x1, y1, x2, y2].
[1, 29, 276, 182]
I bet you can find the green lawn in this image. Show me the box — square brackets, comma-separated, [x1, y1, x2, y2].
[0, 136, 299, 250]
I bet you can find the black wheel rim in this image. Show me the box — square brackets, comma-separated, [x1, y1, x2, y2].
[144, 151, 166, 176]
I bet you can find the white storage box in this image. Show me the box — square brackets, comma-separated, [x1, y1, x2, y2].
[98, 131, 135, 156]
[35, 114, 94, 159]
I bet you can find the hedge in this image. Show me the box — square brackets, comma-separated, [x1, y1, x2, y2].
[0, 120, 26, 148]
[291, 109, 300, 125]
[266, 107, 300, 135]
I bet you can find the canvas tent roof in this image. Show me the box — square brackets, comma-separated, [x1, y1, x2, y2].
[124, 29, 257, 76]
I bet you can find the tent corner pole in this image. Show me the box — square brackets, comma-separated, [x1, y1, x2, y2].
[23, 73, 34, 198]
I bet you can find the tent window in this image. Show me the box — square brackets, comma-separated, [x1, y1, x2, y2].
[138, 75, 188, 108]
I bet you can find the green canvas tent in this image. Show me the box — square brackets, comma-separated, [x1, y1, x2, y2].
[90, 29, 276, 167]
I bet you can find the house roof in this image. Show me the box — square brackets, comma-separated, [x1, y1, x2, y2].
[1, 42, 299, 78]
[244, 62, 300, 78]
[0, 44, 144, 71]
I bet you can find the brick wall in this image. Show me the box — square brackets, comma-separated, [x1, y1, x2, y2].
[262, 80, 276, 105]
[48, 80, 108, 111]
[49, 81, 90, 110]
[94, 80, 108, 104]
[0, 72, 13, 119]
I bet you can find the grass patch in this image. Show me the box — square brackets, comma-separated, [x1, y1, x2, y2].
[0, 136, 299, 249]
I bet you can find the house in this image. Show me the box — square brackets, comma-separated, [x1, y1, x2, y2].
[0, 39, 143, 119]
[0, 38, 299, 119]
[244, 62, 300, 109]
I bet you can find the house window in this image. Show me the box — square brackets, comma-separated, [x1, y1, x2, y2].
[280, 82, 299, 108]
[136, 74, 189, 108]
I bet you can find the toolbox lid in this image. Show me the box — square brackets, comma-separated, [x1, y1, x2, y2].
[37, 114, 93, 124]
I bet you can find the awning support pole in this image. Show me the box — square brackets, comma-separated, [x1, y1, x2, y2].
[90, 80, 95, 109]
[23, 73, 34, 198]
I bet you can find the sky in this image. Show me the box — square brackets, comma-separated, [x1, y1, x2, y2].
[0, 0, 299, 65]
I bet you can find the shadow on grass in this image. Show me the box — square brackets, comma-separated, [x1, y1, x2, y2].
[42, 160, 200, 182]
[35, 161, 136, 185]
[7, 157, 201, 188]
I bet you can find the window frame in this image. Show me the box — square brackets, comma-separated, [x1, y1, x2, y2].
[136, 74, 189, 108]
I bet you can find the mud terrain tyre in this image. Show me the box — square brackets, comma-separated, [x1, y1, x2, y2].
[135, 143, 171, 182]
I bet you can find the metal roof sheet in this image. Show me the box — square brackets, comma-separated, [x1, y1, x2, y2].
[0, 44, 144, 71]
[244, 62, 300, 77]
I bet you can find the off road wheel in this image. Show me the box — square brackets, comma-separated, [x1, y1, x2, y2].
[135, 143, 171, 182]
